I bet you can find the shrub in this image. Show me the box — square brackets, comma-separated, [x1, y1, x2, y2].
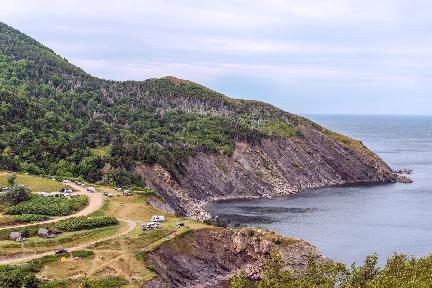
[83, 276, 128, 288]
[13, 214, 49, 223]
[54, 216, 118, 231]
[71, 250, 95, 259]
[1, 184, 31, 205]
[0, 265, 40, 288]
[146, 264, 157, 273]
[135, 251, 147, 261]
[4, 195, 88, 216]
[7, 173, 16, 185]
[40, 280, 69, 288]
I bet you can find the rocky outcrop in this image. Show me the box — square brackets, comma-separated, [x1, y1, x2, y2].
[144, 228, 323, 288]
[136, 125, 403, 220]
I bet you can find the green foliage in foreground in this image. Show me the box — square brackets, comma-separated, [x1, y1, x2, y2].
[231, 250, 432, 288]
[0, 255, 57, 288]
[54, 216, 118, 231]
[4, 195, 88, 216]
[0, 265, 40, 288]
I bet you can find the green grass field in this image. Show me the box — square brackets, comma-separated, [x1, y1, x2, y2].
[0, 172, 66, 192]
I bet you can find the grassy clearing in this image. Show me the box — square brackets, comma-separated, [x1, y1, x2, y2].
[0, 173, 66, 192]
[102, 194, 171, 221]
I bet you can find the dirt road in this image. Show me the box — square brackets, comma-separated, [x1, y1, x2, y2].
[0, 183, 104, 231]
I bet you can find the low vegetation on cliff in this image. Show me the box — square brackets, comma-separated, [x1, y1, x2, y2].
[231, 250, 432, 288]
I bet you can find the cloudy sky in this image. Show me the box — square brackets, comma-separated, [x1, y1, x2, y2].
[1, 0, 431, 115]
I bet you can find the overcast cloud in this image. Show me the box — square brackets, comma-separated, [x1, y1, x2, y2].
[1, 0, 431, 115]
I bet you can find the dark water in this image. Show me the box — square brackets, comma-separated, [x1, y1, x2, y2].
[208, 115, 432, 265]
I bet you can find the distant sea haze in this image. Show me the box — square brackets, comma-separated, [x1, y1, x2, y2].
[209, 115, 432, 265]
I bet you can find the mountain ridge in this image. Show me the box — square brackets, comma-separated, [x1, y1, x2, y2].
[0, 22, 405, 219]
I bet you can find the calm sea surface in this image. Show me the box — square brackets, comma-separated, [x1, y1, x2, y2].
[208, 115, 432, 265]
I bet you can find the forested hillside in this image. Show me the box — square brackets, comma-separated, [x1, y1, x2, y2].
[0, 22, 315, 186]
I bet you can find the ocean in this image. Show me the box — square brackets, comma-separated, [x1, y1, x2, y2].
[208, 115, 432, 265]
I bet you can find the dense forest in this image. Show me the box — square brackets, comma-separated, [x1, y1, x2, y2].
[0, 22, 327, 187]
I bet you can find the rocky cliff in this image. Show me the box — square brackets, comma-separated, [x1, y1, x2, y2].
[144, 228, 323, 288]
[137, 125, 402, 220]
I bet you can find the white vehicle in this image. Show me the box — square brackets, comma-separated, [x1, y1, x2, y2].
[62, 180, 71, 184]
[141, 222, 161, 230]
[87, 187, 96, 193]
[64, 192, 72, 197]
[151, 215, 166, 222]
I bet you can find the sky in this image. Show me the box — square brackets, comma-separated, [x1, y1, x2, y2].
[1, 0, 431, 115]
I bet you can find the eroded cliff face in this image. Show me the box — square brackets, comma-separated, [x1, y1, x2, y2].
[137, 125, 400, 220]
[144, 228, 323, 288]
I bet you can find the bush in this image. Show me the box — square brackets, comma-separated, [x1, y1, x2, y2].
[40, 280, 69, 288]
[83, 276, 128, 288]
[1, 184, 31, 205]
[146, 264, 157, 272]
[4, 195, 88, 216]
[71, 250, 95, 259]
[13, 214, 49, 223]
[54, 216, 118, 231]
[0, 265, 40, 288]
[7, 173, 16, 185]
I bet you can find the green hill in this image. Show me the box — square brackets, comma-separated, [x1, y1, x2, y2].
[0, 21, 393, 195]
[0, 22, 310, 185]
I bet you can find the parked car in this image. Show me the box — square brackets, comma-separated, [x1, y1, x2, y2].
[87, 187, 96, 193]
[55, 248, 68, 255]
[151, 215, 166, 222]
[141, 222, 161, 230]
[176, 222, 185, 228]
[123, 190, 132, 196]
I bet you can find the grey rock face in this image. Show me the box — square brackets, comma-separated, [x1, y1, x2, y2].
[137, 125, 400, 220]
